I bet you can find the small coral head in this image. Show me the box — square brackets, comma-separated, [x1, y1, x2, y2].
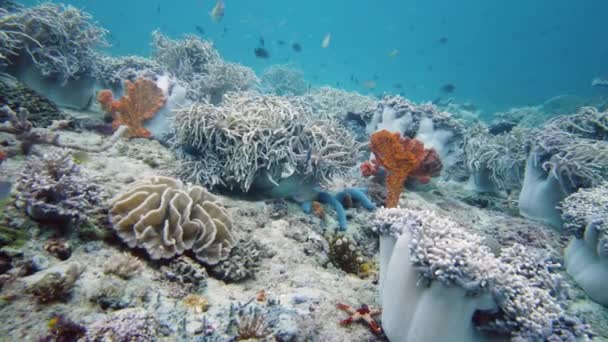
[360, 160, 379, 177]
[369, 130, 426, 208]
[96, 90, 116, 113]
[409, 148, 443, 184]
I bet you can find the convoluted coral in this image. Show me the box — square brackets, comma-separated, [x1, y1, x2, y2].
[97, 78, 166, 138]
[80, 308, 158, 342]
[373, 207, 592, 341]
[109, 176, 235, 264]
[161, 255, 208, 291]
[151, 31, 258, 103]
[367, 130, 434, 208]
[464, 123, 529, 192]
[15, 149, 101, 223]
[561, 184, 608, 306]
[518, 107, 608, 227]
[174, 91, 361, 192]
[0, 3, 108, 83]
[260, 64, 307, 96]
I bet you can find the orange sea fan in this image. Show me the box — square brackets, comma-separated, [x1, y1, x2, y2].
[97, 79, 166, 138]
[369, 130, 426, 208]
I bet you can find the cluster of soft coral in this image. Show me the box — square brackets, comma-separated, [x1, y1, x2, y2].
[361, 129, 442, 208]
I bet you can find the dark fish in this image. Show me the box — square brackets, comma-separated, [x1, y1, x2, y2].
[0, 181, 11, 201]
[222, 27, 228, 37]
[372, 74, 380, 80]
[438, 37, 448, 44]
[427, 65, 433, 71]
[392, 83, 403, 89]
[195, 25, 205, 36]
[254, 47, 270, 59]
[277, 40, 285, 46]
[336, 81, 341, 87]
[157, 4, 160, 13]
[259, 36, 265, 47]
[441, 83, 456, 93]
[292, 43, 302, 52]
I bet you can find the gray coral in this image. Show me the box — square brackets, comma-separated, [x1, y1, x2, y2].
[15, 149, 102, 223]
[208, 238, 273, 282]
[96, 55, 164, 88]
[173, 91, 362, 192]
[261, 64, 307, 96]
[0, 3, 109, 83]
[151, 31, 258, 103]
[109, 176, 235, 264]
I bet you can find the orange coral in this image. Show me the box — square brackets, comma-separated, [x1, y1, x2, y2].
[409, 148, 443, 184]
[97, 79, 166, 138]
[0, 150, 6, 163]
[369, 130, 426, 208]
[312, 201, 326, 220]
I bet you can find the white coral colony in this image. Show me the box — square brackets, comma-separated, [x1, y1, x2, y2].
[109, 176, 234, 264]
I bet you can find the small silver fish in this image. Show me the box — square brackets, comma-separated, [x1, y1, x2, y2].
[321, 33, 331, 48]
[210, 0, 225, 23]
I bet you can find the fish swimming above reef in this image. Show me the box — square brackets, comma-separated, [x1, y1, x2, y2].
[438, 37, 448, 44]
[441, 83, 456, 93]
[195, 25, 205, 36]
[388, 49, 399, 57]
[292, 43, 302, 52]
[321, 33, 331, 48]
[210, 0, 225, 23]
[259, 36, 265, 47]
[592, 78, 608, 88]
[254, 47, 270, 58]
[277, 40, 285, 46]
[363, 80, 376, 89]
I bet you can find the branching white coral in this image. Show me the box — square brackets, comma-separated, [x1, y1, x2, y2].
[261, 64, 307, 96]
[151, 31, 258, 103]
[173, 91, 362, 192]
[464, 123, 529, 192]
[0, 3, 109, 83]
[303, 86, 376, 119]
[373, 207, 592, 341]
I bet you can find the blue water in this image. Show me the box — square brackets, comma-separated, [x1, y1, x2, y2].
[23, 0, 608, 113]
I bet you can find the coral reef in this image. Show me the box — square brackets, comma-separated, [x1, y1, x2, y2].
[463, 123, 529, 192]
[0, 3, 108, 83]
[103, 252, 143, 279]
[518, 107, 608, 227]
[373, 207, 592, 341]
[561, 184, 608, 306]
[109, 176, 235, 264]
[305, 86, 376, 119]
[97, 78, 166, 138]
[0, 105, 128, 157]
[261, 64, 307, 95]
[366, 130, 436, 207]
[27, 263, 82, 303]
[208, 238, 273, 282]
[80, 308, 159, 341]
[301, 188, 376, 230]
[0, 74, 66, 127]
[14, 149, 102, 223]
[151, 31, 258, 103]
[174, 91, 361, 192]
[228, 304, 272, 340]
[43, 240, 71, 260]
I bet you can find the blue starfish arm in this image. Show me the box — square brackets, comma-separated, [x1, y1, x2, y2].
[317, 191, 348, 230]
[335, 188, 376, 211]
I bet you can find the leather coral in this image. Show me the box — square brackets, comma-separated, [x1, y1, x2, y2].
[97, 78, 166, 138]
[365, 130, 441, 208]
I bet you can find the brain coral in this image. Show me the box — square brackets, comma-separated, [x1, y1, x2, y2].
[109, 176, 234, 264]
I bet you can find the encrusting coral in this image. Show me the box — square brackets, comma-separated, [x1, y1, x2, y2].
[373, 207, 593, 341]
[560, 183, 608, 307]
[364, 129, 440, 208]
[108, 176, 235, 264]
[27, 263, 83, 304]
[80, 308, 159, 341]
[103, 252, 144, 280]
[97, 78, 166, 138]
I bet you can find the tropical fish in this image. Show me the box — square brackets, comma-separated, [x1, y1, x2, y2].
[259, 36, 265, 47]
[438, 37, 448, 44]
[441, 83, 456, 93]
[254, 47, 270, 58]
[210, 0, 225, 23]
[388, 49, 399, 57]
[195, 25, 205, 36]
[277, 40, 285, 46]
[292, 43, 302, 52]
[321, 33, 331, 48]
[363, 80, 376, 89]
